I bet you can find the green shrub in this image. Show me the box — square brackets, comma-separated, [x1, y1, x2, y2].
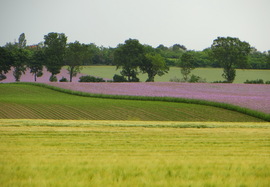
[212, 80, 231, 83]
[79, 75, 105, 82]
[169, 76, 182, 82]
[113, 74, 127, 82]
[265, 81, 270, 84]
[189, 75, 206, 83]
[0, 74, 7, 81]
[130, 76, 140, 82]
[37, 71, 43, 77]
[244, 79, 264, 84]
[170, 75, 206, 83]
[49, 75, 57, 82]
[59, 77, 68, 82]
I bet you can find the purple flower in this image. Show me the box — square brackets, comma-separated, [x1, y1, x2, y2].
[48, 82, 270, 114]
[3, 67, 269, 113]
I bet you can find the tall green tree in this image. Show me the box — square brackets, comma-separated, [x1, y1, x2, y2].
[65, 41, 88, 82]
[18, 33, 27, 49]
[114, 39, 144, 82]
[12, 48, 30, 82]
[211, 37, 251, 83]
[44, 32, 67, 81]
[28, 50, 45, 81]
[0, 47, 13, 81]
[179, 51, 196, 82]
[140, 53, 169, 82]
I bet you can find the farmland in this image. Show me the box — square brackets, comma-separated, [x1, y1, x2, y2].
[2, 66, 270, 84]
[48, 82, 270, 114]
[0, 84, 264, 121]
[0, 119, 270, 186]
[1, 83, 270, 186]
[80, 66, 270, 83]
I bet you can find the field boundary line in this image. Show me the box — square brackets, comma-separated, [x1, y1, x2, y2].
[1, 119, 270, 128]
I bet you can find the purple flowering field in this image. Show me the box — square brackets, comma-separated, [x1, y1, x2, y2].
[2, 67, 270, 114]
[1, 67, 85, 83]
[48, 82, 270, 114]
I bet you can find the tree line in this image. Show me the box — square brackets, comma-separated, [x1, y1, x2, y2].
[0, 32, 270, 83]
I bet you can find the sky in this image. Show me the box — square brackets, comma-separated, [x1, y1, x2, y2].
[0, 0, 270, 51]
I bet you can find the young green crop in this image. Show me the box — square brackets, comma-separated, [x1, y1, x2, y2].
[1, 119, 270, 186]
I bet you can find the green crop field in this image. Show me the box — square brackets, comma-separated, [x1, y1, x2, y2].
[0, 119, 270, 186]
[80, 66, 270, 83]
[0, 84, 264, 122]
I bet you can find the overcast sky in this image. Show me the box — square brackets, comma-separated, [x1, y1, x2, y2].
[0, 0, 269, 51]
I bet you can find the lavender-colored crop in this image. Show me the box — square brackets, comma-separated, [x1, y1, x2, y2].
[1, 67, 85, 83]
[48, 82, 270, 114]
[2, 68, 269, 114]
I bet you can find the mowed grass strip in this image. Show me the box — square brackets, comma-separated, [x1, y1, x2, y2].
[0, 120, 270, 186]
[0, 84, 264, 122]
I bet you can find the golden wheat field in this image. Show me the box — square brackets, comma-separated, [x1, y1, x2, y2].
[0, 119, 270, 186]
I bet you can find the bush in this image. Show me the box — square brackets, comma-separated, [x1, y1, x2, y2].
[49, 75, 57, 82]
[130, 76, 140, 82]
[265, 81, 270, 84]
[37, 71, 43, 77]
[113, 74, 127, 82]
[79, 75, 105, 82]
[59, 77, 68, 82]
[169, 76, 182, 82]
[188, 75, 206, 83]
[212, 80, 231, 83]
[0, 74, 7, 81]
[170, 75, 206, 83]
[244, 79, 264, 84]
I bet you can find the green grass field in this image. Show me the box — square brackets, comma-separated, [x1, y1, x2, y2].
[0, 119, 270, 186]
[0, 84, 264, 122]
[80, 66, 270, 83]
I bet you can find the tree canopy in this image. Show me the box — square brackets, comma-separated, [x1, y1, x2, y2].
[11, 48, 30, 82]
[211, 37, 251, 83]
[0, 32, 269, 83]
[0, 47, 13, 80]
[178, 51, 196, 82]
[44, 32, 67, 81]
[18, 33, 27, 49]
[114, 39, 145, 82]
[28, 50, 45, 82]
[65, 41, 89, 82]
[141, 53, 169, 82]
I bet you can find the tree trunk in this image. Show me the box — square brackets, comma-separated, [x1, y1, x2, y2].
[70, 66, 74, 82]
[147, 74, 155, 82]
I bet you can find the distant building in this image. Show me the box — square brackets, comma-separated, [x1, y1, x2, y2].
[27, 45, 39, 49]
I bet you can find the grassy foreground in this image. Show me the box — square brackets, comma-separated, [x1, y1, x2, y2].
[0, 84, 265, 122]
[0, 119, 270, 186]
